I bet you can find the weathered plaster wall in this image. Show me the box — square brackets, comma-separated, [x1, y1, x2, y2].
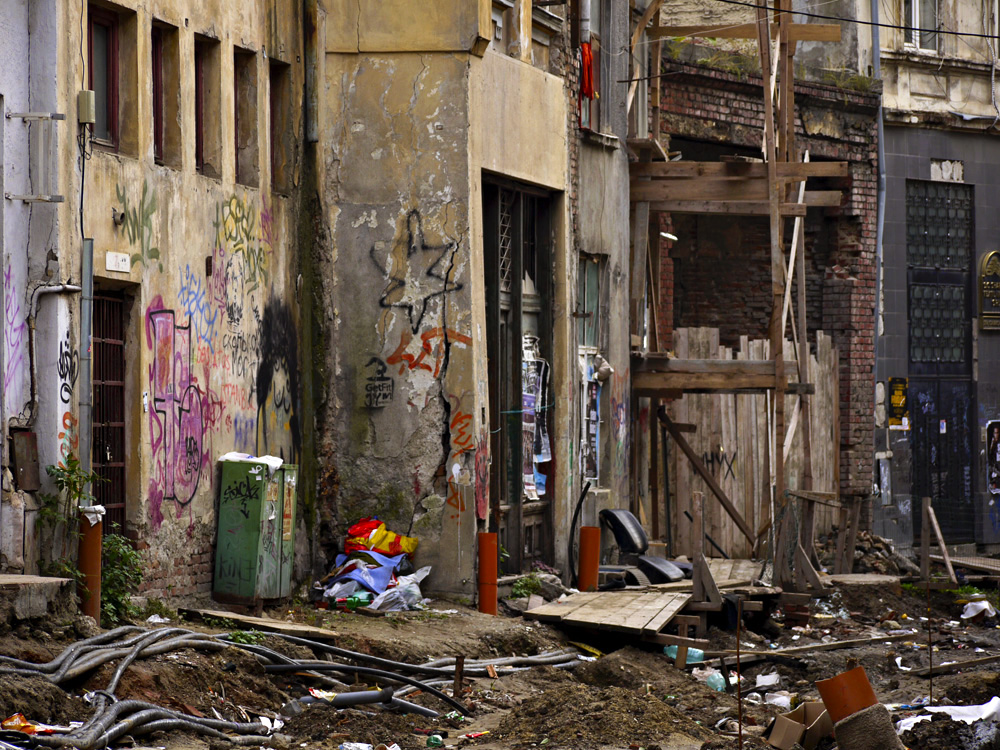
[469, 48, 572, 575]
[320, 50, 479, 593]
[37, 0, 307, 599]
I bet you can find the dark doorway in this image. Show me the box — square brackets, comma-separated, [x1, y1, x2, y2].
[483, 179, 554, 573]
[93, 293, 127, 533]
[906, 180, 975, 541]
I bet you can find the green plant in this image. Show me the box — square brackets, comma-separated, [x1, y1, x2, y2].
[511, 572, 542, 599]
[204, 615, 239, 630]
[140, 598, 178, 621]
[39, 557, 85, 588]
[227, 630, 267, 645]
[101, 529, 144, 626]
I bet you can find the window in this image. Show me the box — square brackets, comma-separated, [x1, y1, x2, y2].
[580, 1, 602, 131]
[151, 26, 163, 162]
[88, 5, 119, 146]
[151, 21, 180, 167]
[194, 36, 222, 178]
[269, 60, 291, 192]
[234, 48, 258, 186]
[904, 0, 938, 51]
[577, 255, 606, 348]
[906, 180, 973, 374]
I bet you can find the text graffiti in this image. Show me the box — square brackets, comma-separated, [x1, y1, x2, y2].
[178, 264, 221, 351]
[3, 263, 27, 399]
[57, 331, 79, 404]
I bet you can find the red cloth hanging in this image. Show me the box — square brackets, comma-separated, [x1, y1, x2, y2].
[580, 42, 595, 99]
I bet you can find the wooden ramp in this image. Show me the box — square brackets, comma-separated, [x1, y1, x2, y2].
[524, 590, 692, 636]
[931, 555, 1000, 575]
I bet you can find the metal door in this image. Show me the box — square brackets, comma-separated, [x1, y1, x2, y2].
[906, 180, 975, 542]
[483, 181, 553, 573]
[910, 380, 975, 541]
[93, 294, 127, 533]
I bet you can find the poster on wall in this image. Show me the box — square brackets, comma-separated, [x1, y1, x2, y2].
[988, 420, 1000, 496]
[583, 378, 600, 482]
[888, 377, 910, 431]
[979, 251, 1000, 330]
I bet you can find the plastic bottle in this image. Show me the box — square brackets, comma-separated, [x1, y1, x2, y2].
[705, 672, 727, 692]
[662, 645, 705, 664]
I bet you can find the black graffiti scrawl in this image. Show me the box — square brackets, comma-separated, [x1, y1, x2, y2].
[370, 210, 462, 333]
[256, 298, 300, 462]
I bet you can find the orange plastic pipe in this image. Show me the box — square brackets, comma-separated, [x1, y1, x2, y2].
[78, 512, 102, 622]
[816, 666, 879, 725]
[477, 532, 498, 615]
[578, 526, 600, 592]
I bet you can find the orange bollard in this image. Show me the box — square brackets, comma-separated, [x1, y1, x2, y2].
[78, 512, 103, 623]
[477, 532, 498, 615]
[578, 526, 600, 592]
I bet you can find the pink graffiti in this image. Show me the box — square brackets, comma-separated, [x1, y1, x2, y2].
[145, 295, 212, 527]
[58, 411, 79, 469]
[3, 263, 27, 398]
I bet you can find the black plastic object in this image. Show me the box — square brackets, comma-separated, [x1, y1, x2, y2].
[598, 509, 648, 555]
[636, 555, 685, 583]
[671, 560, 694, 579]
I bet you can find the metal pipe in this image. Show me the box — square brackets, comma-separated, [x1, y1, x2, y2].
[580, 0, 591, 43]
[19, 284, 83, 428]
[79, 238, 94, 485]
[477, 532, 498, 615]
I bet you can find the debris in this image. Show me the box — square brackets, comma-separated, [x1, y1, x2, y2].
[763, 702, 832, 750]
[961, 599, 997, 621]
[755, 672, 782, 689]
[764, 691, 794, 710]
[895, 696, 1000, 734]
[663, 645, 705, 664]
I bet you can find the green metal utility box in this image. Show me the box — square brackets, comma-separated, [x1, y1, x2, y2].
[213, 459, 297, 603]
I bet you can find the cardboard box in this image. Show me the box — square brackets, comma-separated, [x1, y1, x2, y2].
[765, 702, 834, 750]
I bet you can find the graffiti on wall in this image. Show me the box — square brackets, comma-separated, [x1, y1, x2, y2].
[610, 369, 630, 496]
[58, 411, 79, 469]
[116, 180, 160, 270]
[3, 262, 27, 402]
[371, 210, 463, 334]
[57, 331, 79, 404]
[364, 357, 394, 408]
[146, 296, 211, 519]
[255, 298, 299, 461]
[179, 264, 221, 352]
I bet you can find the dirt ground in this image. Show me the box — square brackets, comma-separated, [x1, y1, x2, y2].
[2, 576, 1000, 750]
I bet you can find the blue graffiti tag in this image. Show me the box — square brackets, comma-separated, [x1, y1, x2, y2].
[178, 264, 220, 351]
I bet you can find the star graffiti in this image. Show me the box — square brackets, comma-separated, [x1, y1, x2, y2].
[371, 209, 463, 333]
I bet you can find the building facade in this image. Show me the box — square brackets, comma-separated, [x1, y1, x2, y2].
[874, 0, 1000, 549]
[0, 0, 309, 597]
[0, 0, 638, 599]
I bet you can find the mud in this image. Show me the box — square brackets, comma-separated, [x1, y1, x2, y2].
[899, 712, 1000, 750]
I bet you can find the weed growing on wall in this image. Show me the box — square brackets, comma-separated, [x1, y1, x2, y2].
[38, 455, 103, 577]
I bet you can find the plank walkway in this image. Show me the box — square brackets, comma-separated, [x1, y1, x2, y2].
[931, 555, 1000, 575]
[524, 559, 763, 635]
[524, 591, 692, 635]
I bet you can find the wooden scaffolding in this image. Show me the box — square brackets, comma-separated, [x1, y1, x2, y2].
[627, 0, 854, 590]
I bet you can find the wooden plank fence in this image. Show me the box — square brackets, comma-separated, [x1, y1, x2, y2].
[666, 327, 839, 559]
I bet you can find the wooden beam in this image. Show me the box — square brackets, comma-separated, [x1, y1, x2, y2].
[926, 502, 958, 584]
[649, 22, 841, 42]
[921, 496, 931, 581]
[631, 202, 650, 302]
[630, 161, 850, 179]
[636, 371, 780, 392]
[631, 177, 770, 203]
[661, 411, 756, 544]
[645, 200, 808, 216]
[911, 653, 1000, 677]
[803, 190, 843, 206]
[627, 0, 667, 113]
[634, 358, 776, 375]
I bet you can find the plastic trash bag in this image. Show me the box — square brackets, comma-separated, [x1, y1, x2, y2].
[370, 566, 432, 611]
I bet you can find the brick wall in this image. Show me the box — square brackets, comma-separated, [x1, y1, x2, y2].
[655, 57, 880, 516]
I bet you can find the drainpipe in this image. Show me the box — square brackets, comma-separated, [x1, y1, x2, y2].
[581, 0, 591, 43]
[871, 0, 887, 503]
[78, 238, 100, 623]
[20, 284, 83, 428]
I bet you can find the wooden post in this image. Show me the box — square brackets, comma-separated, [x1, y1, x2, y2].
[926, 502, 957, 584]
[842, 497, 861, 574]
[651, 397, 660, 540]
[921, 496, 931, 582]
[692, 491, 705, 601]
[756, 0, 788, 587]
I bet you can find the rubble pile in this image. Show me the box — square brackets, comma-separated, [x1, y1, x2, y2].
[815, 531, 919, 576]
